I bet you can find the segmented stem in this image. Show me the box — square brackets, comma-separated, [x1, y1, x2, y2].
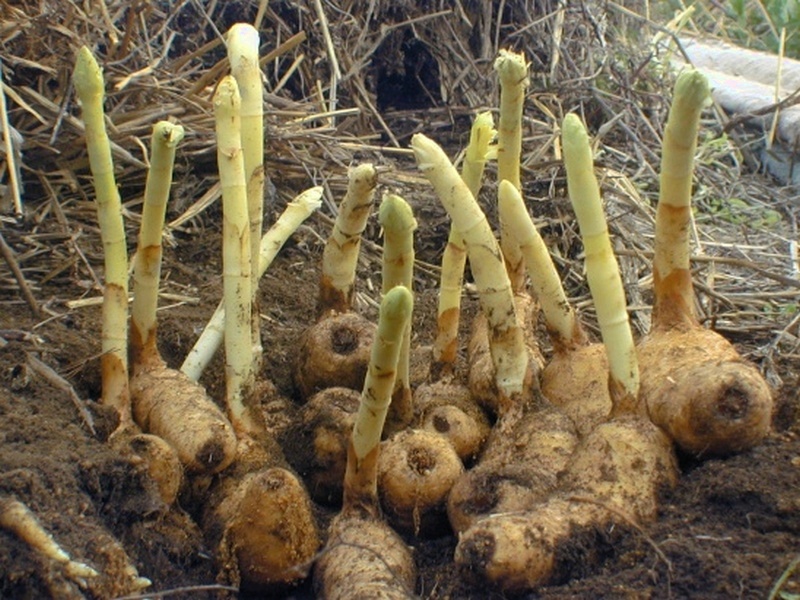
[412, 133, 527, 400]
[215, 76, 252, 429]
[562, 114, 639, 411]
[319, 164, 378, 316]
[73, 47, 130, 425]
[654, 69, 710, 328]
[131, 121, 185, 366]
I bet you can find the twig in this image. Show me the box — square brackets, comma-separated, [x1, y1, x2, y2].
[111, 583, 239, 600]
[0, 59, 23, 216]
[768, 553, 800, 600]
[0, 228, 41, 318]
[26, 353, 96, 436]
[313, 0, 341, 123]
[721, 86, 800, 134]
[615, 247, 800, 290]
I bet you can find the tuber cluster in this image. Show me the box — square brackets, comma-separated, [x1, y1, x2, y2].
[69, 28, 776, 598]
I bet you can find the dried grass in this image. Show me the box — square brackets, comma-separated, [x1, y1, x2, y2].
[0, 0, 797, 384]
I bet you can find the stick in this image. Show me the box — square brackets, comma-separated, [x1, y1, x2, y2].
[180, 187, 323, 381]
[0, 59, 23, 216]
[0, 229, 41, 318]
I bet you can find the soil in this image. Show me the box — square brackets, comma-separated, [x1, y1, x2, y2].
[2, 0, 799, 596]
[1, 199, 799, 600]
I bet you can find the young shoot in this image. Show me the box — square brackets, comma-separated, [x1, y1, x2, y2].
[130, 121, 185, 366]
[378, 193, 416, 430]
[73, 46, 131, 429]
[294, 165, 379, 399]
[433, 111, 496, 374]
[313, 286, 415, 599]
[126, 119, 236, 476]
[412, 133, 527, 406]
[498, 180, 586, 352]
[653, 68, 710, 328]
[318, 163, 378, 317]
[227, 23, 265, 369]
[562, 113, 639, 411]
[495, 49, 530, 292]
[350, 285, 414, 483]
[215, 75, 253, 433]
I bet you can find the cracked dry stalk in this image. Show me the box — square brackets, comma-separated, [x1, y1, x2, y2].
[215, 75, 253, 433]
[495, 49, 529, 292]
[378, 193, 416, 430]
[433, 111, 496, 374]
[412, 133, 528, 407]
[73, 46, 131, 428]
[180, 187, 323, 381]
[227, 23, 265, 370]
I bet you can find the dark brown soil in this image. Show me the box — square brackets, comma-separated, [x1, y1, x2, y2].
[2, 0, 799, 596]
[1, 209, 800, 599]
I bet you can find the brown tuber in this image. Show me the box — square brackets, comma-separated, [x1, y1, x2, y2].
[294, 164, 378, 399]
[454, 416, 677, 591]
[453, 113, 679, 592]
[378, 428, 464, 537]
[313, 286, 417, 599]
[638, 69, 773, 456]
[285, 386, 361, 505]
[412, 133, 577, 534]
[414, 381, 490, 463]
[205, 434, 320, 591]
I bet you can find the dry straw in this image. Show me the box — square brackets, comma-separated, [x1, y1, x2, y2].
[0, 0, 796, 384]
